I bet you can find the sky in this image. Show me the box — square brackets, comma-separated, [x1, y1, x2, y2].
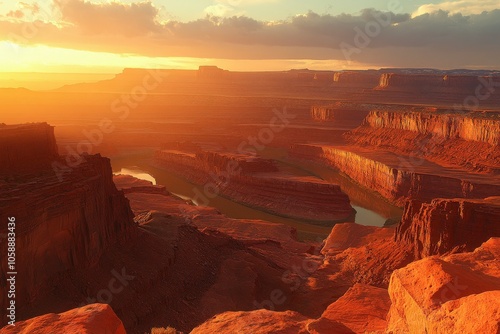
[0, 0, 499, 72]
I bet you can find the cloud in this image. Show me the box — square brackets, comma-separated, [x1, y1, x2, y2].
[413, 0, 500, 17]
[1, 3, 500, 69]
[54, 0, 159, 36]
[6, 10, 24, 19]
[204, 4, 237, 17]
[216, 0, 281, 5]
[20, 2, 40, 15]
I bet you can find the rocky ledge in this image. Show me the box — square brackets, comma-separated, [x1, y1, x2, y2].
[154, 145, 353, 223]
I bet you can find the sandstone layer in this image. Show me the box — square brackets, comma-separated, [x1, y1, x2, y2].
[154, 146, 353, 223]
[0, 304, 126, 334]
[191, 237, 500, 334]
[387, 238, 500, 334]
[396, 197, 500, 259]
[377, 73, 499, 93]
[346, 110, 500, 173]
[290, 144, 500, 206]
[0, 123, 58, 174]
[0, 126, 136, 322]
[310, 105, 370, 127]
[333, 71, 380, 87]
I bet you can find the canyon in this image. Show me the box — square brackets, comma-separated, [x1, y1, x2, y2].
[153, 143, 353, 223]
[1, 67, 499, 333]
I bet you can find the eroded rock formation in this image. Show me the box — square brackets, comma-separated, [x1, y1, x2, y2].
[154, 147, 353, 223]
[387, 238, 500, 334]
[333, 71, 380, 87]
[290, 144, 500, 206]
[396, 197, 500, 259]
[0, 123, 58, 174]
[0, 304, 126, 334]
[346, 110, 500, 173]
[0, 125, 135, 321]
[310, 105, 370, 127]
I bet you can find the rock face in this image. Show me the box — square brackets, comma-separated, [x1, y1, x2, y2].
[0, 123, 58, 174]
[290, 144, 500, 206]
[333, 71, 380, 87]
[0, 304, 126, 334]
[0, 126, 135, 324]
[346, 110, 500, 174]
[396, 197, 500, 259]
[154, 147, 353, 223]
[362, 110, 500, 146]
[377, 73, 446, 91]
[377, 73, 500, 93]
[191, 284, 391, 334]
[307, 283, 391, 334]
[310, 105, 370, 127]
[190, 310, 310, 334]
[386, 238, 500, 334]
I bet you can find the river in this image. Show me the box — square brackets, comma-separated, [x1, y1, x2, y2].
[111, 151, 402, 240]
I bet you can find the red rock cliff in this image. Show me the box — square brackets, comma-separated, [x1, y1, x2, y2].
[154, 148, 353, 223]
[0, 123, 58, 174]
[363, 110, 500, 145]
[290, 144, 500, 206]
[0, 125, 135, 323]
[310, 105, 370, 127]
[396, 197, 500, 259]
[333, 71, 380, 87]
[346, 110, 500, 173]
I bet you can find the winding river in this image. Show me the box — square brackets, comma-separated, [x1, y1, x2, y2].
[111, 151, 402, 240]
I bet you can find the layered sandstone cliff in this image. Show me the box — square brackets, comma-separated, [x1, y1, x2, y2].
[346, 110, 500, 173]
[154, 147, 353, 223]
[377, 73, 446, 91]
[362, 110, 500, 145]
[333, 71, 380, 87]
[0, 123, 58, 174]
[0, 125, 136, 323]
[290, 144, 500, 206]
[396, 197, 500, 259]
[377, 73, 482, 91]
[310, 105, 370, 127]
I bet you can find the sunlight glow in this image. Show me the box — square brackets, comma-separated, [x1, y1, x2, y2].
[0, 42, 211, 73]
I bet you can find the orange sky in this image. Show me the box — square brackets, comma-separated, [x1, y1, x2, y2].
[1, 1, 500, 73]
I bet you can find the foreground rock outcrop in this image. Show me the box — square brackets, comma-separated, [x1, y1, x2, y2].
[192, 237, 500, 334]
[0, 304, 126, 334]
[387, 238, 500, 334]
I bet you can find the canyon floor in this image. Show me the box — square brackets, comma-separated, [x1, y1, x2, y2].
[1, 68, 499, 333]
